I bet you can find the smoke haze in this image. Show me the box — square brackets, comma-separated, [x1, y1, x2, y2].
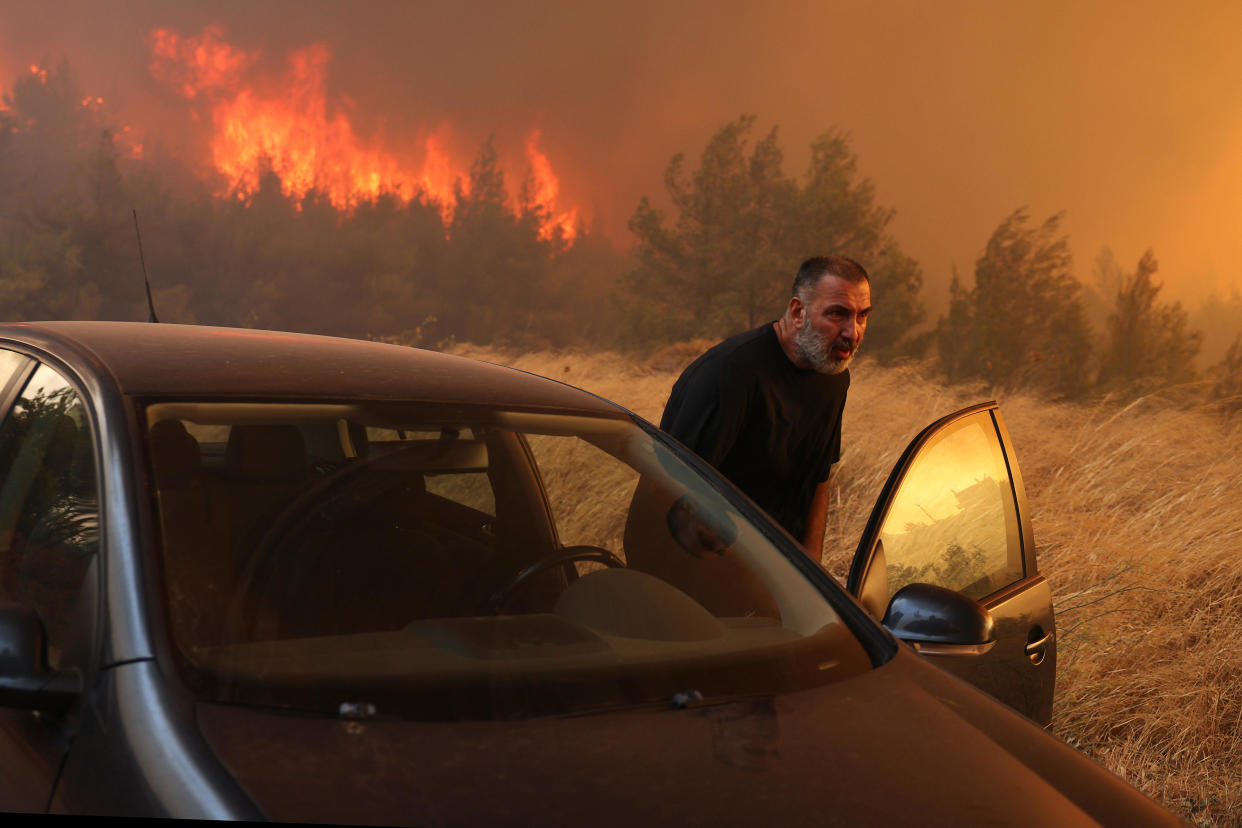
[4, 0, 1242, 310]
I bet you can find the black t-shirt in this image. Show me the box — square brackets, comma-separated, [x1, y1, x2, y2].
[660, 323, 849, 540]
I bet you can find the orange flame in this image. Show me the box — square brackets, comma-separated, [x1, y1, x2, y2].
[3, 62, 140, 154]
[526, 130, 579, 240]
[147, 26, 577, 238]
[208, 43, 416, 209]
[149, 26, 257, 99]
[120, 124, 143, 159]
[419, 126, 465, 215]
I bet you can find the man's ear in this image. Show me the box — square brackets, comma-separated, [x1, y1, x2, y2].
[787, 296, 805, 328]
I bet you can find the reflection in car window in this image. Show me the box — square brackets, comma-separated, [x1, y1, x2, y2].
[525, 434, 638, 555]
[365, 427, 497, 517]
[0, 364, 98, 669]
[878, 412, 1023, 601]
[144, 402, 867, 722]
[0, 350, 30, 417]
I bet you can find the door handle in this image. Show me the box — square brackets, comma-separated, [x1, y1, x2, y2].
[1024, 630, 1053, 665]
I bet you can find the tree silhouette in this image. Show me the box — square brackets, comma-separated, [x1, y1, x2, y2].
[937, 209, 1092, 398]
[623, 117, 924, 356]
[1097, 250, 1201, 393]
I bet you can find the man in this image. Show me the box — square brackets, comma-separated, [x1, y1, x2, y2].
[660, 255, 871, 562]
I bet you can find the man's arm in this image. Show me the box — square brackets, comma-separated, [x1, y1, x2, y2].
[801, 476, 831, 565]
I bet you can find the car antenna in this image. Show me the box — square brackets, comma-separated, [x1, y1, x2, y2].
[132, 208, 159, 323]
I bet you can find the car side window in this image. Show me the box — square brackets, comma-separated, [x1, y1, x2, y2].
[877, 411, 1023, 602]
[0, 363, 99, 669]
[0, 350, 31, 408]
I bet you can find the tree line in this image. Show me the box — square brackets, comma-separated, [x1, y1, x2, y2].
[0, 60, 625, 349]
[630, 117, 1242, 409]
[2, 62, 1241, 410]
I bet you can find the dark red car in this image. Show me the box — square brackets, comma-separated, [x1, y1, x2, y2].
[0, 322, 1175, 824]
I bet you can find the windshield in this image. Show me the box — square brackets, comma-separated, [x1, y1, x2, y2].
[145, 401, 870, 720]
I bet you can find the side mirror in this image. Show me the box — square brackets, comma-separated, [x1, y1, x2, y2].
[0, 603, 81, 712]
[881, 583, 996, 656]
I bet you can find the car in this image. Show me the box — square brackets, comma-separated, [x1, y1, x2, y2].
[0, 321, 1176, 824]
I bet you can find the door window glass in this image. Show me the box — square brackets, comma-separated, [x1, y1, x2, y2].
[0, 350, 30, 415]
[878, 411, 1022, 601]
[0, 364, 98, 668]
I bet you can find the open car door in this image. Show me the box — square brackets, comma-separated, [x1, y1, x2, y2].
[846, 402, 1056, 725]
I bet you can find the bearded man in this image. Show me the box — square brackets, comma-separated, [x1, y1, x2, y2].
[659, 255, 871, 562]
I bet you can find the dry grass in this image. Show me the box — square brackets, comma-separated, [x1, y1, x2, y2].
[452, 343, 1242, 826]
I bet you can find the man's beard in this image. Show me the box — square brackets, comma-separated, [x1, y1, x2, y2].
[796, 324, 855, 375]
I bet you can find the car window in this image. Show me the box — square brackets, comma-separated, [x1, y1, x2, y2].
[367, 426, 496, 516]
[876, 410, 1023, 602]
[144, 401, 869, 722]
[0, 350, 31, 417]
[0, 363, 99, 669]
[525, 433, 638, 553]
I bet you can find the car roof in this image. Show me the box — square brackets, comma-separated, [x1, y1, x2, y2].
[0, 321, 620, 415]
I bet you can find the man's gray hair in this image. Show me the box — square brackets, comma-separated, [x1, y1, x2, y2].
[792, 255, 870, 302]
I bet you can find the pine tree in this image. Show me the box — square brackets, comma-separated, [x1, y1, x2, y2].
[1097, 250, 1201, 393]
[936, 209, 1092, 398]
[623, 117, 924, 355]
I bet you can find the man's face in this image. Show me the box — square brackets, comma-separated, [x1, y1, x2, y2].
[793, 274, 871, 374]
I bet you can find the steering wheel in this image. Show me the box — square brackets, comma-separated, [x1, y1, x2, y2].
[485, 545, 625, 614]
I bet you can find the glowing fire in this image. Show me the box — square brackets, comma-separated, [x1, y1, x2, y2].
[147, 26, 579, 238]
[419, 126, 464, 212]
[4, 62, 142, 156]
[526, 131, 579, 240]
[149, 25, 256, 100]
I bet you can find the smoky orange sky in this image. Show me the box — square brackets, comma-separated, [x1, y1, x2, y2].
[4, 0, 1242, 310]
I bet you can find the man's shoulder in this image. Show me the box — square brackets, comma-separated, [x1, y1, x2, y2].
[661, 325, 776, 434]
[678, 324, 777, 379]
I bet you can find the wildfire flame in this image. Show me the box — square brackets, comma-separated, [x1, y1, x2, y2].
[147, 26, 579, 238]
[4, 62, 141, 155]
[419, 125, 465, 216]
[149, 25, 256, 100]
[526, 131, 579, 240]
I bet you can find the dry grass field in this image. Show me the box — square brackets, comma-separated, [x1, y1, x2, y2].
[453, 342, 1242, 827]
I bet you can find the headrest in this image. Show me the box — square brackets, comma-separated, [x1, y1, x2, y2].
[225, 424, 307, 483]
[149, 420, 202, 489]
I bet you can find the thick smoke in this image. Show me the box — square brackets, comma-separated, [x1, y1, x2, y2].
[3, 0, 1242, 312]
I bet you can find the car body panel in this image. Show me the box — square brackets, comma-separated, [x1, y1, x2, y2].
[846, 403, 1057, 724]
[48, 659, 261, 818]
[0, 322, 618, 413]
[926, 575, 1056, 724]
[0, 322, 1170, 823]
[0, 709, 64, 812]
[190, 647, 1173, 827]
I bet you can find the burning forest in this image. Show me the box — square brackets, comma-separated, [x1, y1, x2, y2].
[147, 25, 578, 234]
[0, 23, 605, 345]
